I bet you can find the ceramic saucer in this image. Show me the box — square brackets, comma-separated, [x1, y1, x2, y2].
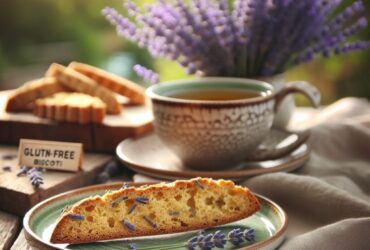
[116, 128, 310, 180]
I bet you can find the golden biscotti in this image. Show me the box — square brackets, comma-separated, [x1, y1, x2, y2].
[69, 61, 146, 105]
[34, 92, 107, 124]
[50, 178, 260, 244]
[45, 63, 122, 114]
[5, 77, 67, 112]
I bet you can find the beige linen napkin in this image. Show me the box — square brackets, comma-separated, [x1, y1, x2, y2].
[134, 97, 370, 249]
[243, 97, 370, 250]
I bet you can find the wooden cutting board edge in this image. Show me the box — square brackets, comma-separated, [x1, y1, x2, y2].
[0, 90, 153, 153]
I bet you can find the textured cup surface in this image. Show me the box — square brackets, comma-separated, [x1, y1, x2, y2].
[146, 78, 278, 170]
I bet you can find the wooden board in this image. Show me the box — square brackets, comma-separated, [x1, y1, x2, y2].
[11, 230, 37, 250]
[0, 211, 20, 250]
[0, 145, 113, 216]
[0, 90, 153, 153]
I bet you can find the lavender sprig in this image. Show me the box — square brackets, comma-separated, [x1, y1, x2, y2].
[186, 227, 255, 249]
[27, 168, 44, 188]
[128, 242, 138, 250]
[213, 230, 226, 248]
[228, 228, 244, 246]
[133, 64, 160, 84]
[2, 166, 12, 172]
[68, 213, 85, 221]
[122, 219, 136, 231]
[128, 204, 137, 214]
[243, 228, 255, 242]
[194, 179, 204, 189]
[143, 215, 157, 228]
[135, 196, 149, 204]
[1, 154, 17, 160]
[17, 166, 29, 176]
[104, 0, 369, 77]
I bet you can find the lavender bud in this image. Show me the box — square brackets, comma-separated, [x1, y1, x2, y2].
[128, 242, 138, 250]
[2, 154, 16, 160]
[68, 213, 85, 221]
[135, 196, 149, 204]
[2, 166, 12, 172]
[128, 204, 137, 214]
[228, 228, 244, 246]
[133, 64, 160, 84]
[243, 228, 255, 241]
[17, 166, 29, 177]
[122, 219, 136, 231]
[104, 161, 119, 176]
[213, 230, 227, 248]
[97, 171, 109, 184]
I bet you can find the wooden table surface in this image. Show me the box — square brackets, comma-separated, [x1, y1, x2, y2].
[0, 108, 318, 249]
[1, 181, 135, 250]
[0, 150, 134, 250]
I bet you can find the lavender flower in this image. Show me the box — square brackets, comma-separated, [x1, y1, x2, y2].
[128, 204, 137, 214]
[103, 0, 369, 77]
[187, 236, 198, 250]
[143, 215, 157, 228]
[68, 213, 85, 221]
[104, 161, 120, 176]
[2, 166, 11, 172]
[27, 168, 44, 188]
[16, 166, 29, 177]
[97, 171, 110, 184]
[122, 219, 136, 231]
[194, 179, 204, 189]
[199, 233, 214, 250]
[243, 228, 255, 242]
[135, 196, 149, 204]
[133, 64, 160, 84]
[1, 154, 16, 160]
[213, 230, 226, 248]
[228, 228, 244, 246]
[186, 227, 255, 249]
[128, 242, 138, 250]
[110, 195, 128, 207]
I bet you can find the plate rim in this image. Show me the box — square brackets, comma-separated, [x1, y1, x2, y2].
[23, 182, 288, 250]
[116, 135, 310, 180]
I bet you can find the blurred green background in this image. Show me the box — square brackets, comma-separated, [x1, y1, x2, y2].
[0, 0, 369, 105]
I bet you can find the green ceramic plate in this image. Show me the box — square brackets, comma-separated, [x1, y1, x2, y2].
[23, 183, 287, 250]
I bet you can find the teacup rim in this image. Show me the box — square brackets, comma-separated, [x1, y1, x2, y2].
[146, 77, 275, 105]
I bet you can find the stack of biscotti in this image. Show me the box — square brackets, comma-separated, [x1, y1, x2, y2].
[5, 77, 68, 112]
[68, 62, 145, 105]
[50, 178, 260, 244]
[5, 62, 146, 124]
[34, 92, 107, 124]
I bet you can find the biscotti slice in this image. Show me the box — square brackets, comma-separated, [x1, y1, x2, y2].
[45, 63, 122, 114]
[33, 92, 107, 124]
[5, 77, 67, 112]
[50, 178, 260, 244]
[69, 61, 146, 105]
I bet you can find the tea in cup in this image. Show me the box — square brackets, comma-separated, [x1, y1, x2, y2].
[146, 77, 320, 170]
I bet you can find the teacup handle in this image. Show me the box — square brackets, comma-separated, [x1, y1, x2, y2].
[274, 81, 321, 112]
[245, 81, 320, 162]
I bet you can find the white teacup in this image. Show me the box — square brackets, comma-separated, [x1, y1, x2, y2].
[146, 77, 320, 170]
